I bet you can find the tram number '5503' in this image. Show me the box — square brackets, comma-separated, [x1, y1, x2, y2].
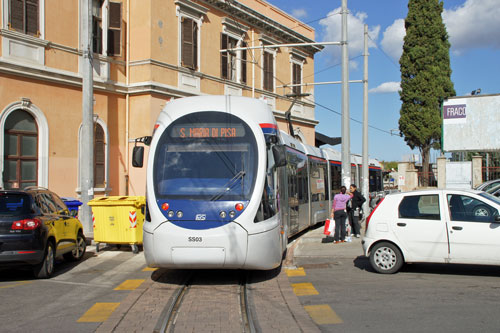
[188, 237, 203, 242]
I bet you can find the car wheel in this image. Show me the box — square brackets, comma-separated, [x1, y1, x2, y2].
[33, 241, 55, 279]
[64, 231, 86, 262]
[473, 205, 491, 217]
[369, 242, 403, 274]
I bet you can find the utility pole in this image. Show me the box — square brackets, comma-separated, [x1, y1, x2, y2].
[362, 24, 369, 215]
[341, 0, 350, 187]
[80, 0, 94, 234]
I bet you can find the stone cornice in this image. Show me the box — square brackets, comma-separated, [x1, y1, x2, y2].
[200, 0, 323, 55]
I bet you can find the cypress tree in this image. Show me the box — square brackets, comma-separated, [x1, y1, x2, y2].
[399, 0, 455, 185]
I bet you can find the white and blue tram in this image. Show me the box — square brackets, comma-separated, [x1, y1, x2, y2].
[134, 95, 383, 270]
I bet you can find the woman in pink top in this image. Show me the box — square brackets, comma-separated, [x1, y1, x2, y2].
[331, 186, 351, 243]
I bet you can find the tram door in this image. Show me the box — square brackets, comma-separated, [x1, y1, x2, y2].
[285, 149, 306, 235]
[309, 157, 329, 225]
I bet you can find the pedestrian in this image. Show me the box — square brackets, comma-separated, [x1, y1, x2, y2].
[348, 184, 366, 238]
[331, 186, 351, 243]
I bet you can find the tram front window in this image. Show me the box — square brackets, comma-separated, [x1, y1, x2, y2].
[153, 112, 258, 201]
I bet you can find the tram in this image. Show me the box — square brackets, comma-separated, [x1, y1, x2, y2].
[133, 95, 383, 270]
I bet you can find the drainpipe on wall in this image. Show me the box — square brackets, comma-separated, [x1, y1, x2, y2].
[125, 0, 131, 195]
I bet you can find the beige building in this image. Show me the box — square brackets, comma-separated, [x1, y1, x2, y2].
[0, 0, 322, 198]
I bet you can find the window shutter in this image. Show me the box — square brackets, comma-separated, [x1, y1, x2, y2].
[94, 125, 105, 188]
[181, 18, 194, 69]
[241, 41, 247, 84]
[108, 2, 122, 56]
[293, 63, 301, 95]
[193, 22, 198, 70]
[221, 33, 228, 79]
[26, 0, 38, 36]
[10, 0, 25, 32]
[264, 52, 273, 91]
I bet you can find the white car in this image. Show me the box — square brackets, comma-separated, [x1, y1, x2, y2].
[362, 189, 500, 274]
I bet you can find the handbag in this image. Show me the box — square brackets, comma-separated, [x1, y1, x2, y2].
[323, 218, 336, 236]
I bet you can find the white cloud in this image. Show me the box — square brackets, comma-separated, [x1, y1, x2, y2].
[380, 19, 405, 62]
[319, 8, 380, 65]
[443, 0, 500, 54]
[291, 8, 307, 19]
[369, 81, 401, 94]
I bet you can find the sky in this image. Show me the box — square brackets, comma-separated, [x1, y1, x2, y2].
[265, 0, 500, 163]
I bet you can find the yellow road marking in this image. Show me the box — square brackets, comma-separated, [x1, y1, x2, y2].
[291, 282, 319, 296]
[0, 281, 33, 289]
[114, 279, 145, 290]
[142, 267, 157, 272]
[285, 267, 306, 277]
[304, 304, 343, 325]
[77, 303, 120, 322]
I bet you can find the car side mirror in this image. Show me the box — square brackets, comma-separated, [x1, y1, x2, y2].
[272, 145, 287, 168]
[132, 146, 145, 168]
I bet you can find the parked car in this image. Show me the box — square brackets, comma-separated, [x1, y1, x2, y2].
[362, 189, 500, 274]
[475, 178, 500, 192]
[485, 183, 500, 198]
[0, 187, 86, 278]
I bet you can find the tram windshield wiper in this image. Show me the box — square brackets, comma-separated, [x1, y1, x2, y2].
[210, 171, 246, 201]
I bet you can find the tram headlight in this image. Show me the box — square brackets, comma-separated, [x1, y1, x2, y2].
[176, 211, 184, 218]
[168, 211, 175, 218]
[219, 211, 227, 218]
[229, 211, 236, 219]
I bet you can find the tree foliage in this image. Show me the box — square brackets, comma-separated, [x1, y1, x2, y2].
[399, 0, 455, 178]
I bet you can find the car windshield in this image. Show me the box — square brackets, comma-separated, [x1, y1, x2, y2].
[153, 112, 258, 201]
[478, 192, 500, 205]
[0, 193, 32, 216]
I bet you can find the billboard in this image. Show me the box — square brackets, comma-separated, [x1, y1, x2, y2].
[442, 94, 500, 152]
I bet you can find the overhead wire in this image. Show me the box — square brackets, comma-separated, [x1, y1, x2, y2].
[223, 0, 396, 137]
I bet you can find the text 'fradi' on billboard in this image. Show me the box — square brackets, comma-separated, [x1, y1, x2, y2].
[170, 123, 245, 138]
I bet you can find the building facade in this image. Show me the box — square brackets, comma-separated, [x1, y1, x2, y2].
[0, 0, 321, 198]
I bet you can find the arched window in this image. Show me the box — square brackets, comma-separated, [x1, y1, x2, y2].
[3, 110, 38, 189]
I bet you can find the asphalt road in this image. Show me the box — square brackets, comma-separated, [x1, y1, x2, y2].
[293, 254, 500, 332]
[0, 245, 150, 333]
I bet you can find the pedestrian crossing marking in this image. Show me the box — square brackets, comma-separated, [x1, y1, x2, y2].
[114, 279, 145, 290]
[291, 282, 319, 296]
[304, 304, 343, 325]
[285, 267, 306, 277]
[142, 267, 157, 272]
[77, 303, 120, 322]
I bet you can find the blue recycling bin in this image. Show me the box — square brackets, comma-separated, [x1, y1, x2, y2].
[62, 197, 83, 217]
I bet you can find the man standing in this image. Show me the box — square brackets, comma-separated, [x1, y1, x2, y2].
[348, 184, 366, 238]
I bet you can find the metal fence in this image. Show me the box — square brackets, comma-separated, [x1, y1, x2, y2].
[482, 166, 500, 182]
[417, 171, 438, 188]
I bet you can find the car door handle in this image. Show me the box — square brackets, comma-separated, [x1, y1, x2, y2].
[397, 223, 406, 227]
[452, 226, 463, 231]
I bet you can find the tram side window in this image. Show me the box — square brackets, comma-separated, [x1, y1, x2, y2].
[310, 161, 326, 202]
[298, 165, 308, 204]
[330, 164, 341, 197]
[323, 164, 329, 201]
[255, 140, 278, 222]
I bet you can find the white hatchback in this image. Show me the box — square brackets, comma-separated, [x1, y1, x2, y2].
[362, 189, 500, 273]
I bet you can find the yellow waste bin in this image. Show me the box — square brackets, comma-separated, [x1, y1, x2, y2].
[88, 196, 146, 254]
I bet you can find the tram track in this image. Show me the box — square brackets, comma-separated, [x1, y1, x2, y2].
[154, 270, 256, 333]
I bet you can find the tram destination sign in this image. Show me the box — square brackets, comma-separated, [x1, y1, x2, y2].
[171, 123, 245, 138]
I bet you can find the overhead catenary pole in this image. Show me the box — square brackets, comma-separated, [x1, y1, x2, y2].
[80, 0, 94, 234]
[362, 24, 369, 215]
[341, 0, 351, 187]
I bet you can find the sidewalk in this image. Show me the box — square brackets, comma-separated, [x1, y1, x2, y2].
[287, 224, 366, 266]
